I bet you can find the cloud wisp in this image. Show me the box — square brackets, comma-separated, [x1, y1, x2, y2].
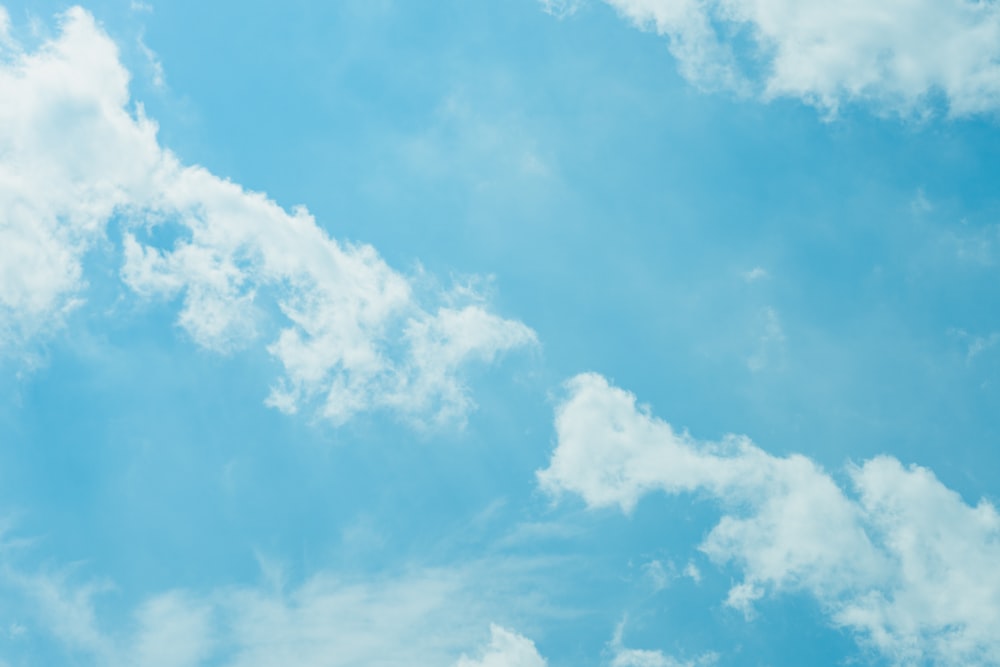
[0, 538, 554, 667]
[0, 543, 711, 667]
[568, 0, 1000, 117]
[539, 373, 1000, 666]
[0, 6, 535, 427]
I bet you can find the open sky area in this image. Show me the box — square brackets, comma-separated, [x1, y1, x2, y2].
[2, 1, 1000, 665]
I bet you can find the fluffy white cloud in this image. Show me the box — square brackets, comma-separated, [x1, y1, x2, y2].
[589, 0, 1000, 116]
[0, 7, 534, 424]
[454, 625, 548, 667]
[540, 373, 1000, 666]
[0, 7, 163, 345]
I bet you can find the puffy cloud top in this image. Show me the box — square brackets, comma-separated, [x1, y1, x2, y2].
[598, 0, 1000, 116]
[0, 6, 535, 426]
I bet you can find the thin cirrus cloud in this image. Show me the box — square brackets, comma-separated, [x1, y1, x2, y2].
[539, 373, 1000, 667]
[0, 6, 536, 427]
[0, 525, 702, 667]
[608, 621, 718, 667]
[0, 546, 544, 667]
[579, 0, 1000, 116]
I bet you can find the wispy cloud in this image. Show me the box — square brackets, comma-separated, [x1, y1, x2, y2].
[0, 546, 555, 667]
[610, 619, 718, 667]
[455, 624, 548, 667]
[741, 266, 768, 283]
[951, 328, 1000, 364]
[135, 32, 165, 89]
[746, 306, 785, 372]
[538, 0, 582, 19]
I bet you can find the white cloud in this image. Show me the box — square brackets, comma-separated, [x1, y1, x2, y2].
[740, 266, 768, 283]
[539, 0, 582, 19]
[746, 306, 784, 372]
[586, 0, 1000, 116]
[911, 188, 934, 214]
[946, 221, 1000, 266]
[968, 332, 1000, 362]
[0, 565, 117, 663]
[641, 558, 700, 589]
[0, 7, 162, 346]
[612, 648, 713, 667]
[132, 592, 214, 667]
[609, 621, 718, 667]
[216, 569, 484, 667]
[641, 558, 675, 591]
[136, 33, 165, 89]
[540, 373, 1000, 666]
[0, 552, 549, 667]
[951, 328, 1000, 364]
[0, 7, 534, 425]
[454, 624, 548, 667]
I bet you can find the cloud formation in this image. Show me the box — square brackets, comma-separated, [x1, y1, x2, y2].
[540, 373, 1000, 666]
[589, 0, 1000, 116]
[455, 624, 548, 667]
[0, 549, 537, 667]
[609, 621, 718, 667]
[0, 7, 535, 425]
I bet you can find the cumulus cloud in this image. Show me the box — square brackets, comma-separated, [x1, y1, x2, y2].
[454, 624, 548, 667]
[0, 7, 162, 345]
[0, 7, 534, 425]
[581, 0, 1000, 116]
[539, 373, 1000, 666]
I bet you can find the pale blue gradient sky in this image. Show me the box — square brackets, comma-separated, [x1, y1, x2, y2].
[1, 2, 1000, 665]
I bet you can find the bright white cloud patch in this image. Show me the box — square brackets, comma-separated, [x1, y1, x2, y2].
[540, 373, 1000, 666]
[0, 7, 534, 425]
[589, 0, 1000, 116]
[454, 624, 548, 667]
[0, 7, 162, 345]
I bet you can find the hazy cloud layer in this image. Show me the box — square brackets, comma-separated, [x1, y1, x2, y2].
[0, 548, 544, 667]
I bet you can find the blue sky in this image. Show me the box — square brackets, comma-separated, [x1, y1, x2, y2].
[1, 1, 1000, 665]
